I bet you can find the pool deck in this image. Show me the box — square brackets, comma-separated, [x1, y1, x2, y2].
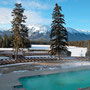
[1, 65, 90, 90]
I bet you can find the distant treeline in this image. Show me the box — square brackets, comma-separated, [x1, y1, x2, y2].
[0, 34, 49, 48]
[0, 34, 89, 48]
[68, 40, 90, 47]
[30, 40, 90, 47]
[0, 34, 30, 48]
[31, 40, 90, 48]
[31, 41, 49, 45]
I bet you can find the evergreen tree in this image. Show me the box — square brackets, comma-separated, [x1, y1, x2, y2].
[88, 40, 90, 48]
[11, 3, 30, 59]
[50, 3, 68, 59]
[8, 35, 14, 47]
[0, 36, 3, 47]
[2, 34, 9, 48]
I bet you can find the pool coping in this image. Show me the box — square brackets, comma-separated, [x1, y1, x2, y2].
[1, 65, 90, 90]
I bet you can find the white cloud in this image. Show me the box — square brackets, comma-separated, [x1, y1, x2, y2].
[25, 10, 51, 25]
[0, 8, 12, 24]
[0, 0, 52, 29]
[22, 1, 49, 10]
[16, 0, 22, 4]
[0, 7, 51, 29]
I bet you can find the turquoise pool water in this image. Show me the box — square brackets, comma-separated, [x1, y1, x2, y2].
[17, 70, 90, 90]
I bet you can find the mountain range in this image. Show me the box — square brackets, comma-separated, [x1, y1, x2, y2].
[0, 24, 90, 41]
[28, 24, 90, 41]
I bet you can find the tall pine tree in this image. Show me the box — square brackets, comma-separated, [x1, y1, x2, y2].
[50, 3, 68, 60]
[11, 3, 30, 59]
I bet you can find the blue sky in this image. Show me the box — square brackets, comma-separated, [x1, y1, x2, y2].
[0, 0, 90, 31]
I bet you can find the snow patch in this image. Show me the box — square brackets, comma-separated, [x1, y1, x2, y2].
[0, 62, 38, 67]
[31, 45, 87, 57]
[68, 46, 87, 57]
[0, 48, 13, 51]
[13, 70, 29, 73]
[0, 45, 87, 57]
[0, 56, 9, 60]
[61, 61, 90, 68]
[30, 45, 50, 50]
[48, 67, 58, 70]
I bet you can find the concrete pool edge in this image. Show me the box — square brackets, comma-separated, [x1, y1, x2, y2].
[1, 65, 90, 90]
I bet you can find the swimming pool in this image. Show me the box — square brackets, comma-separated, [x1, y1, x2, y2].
[17, 69, 90, 90]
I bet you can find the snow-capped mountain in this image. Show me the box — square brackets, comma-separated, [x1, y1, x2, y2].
[66, 27, 90, 35]
[28, 25, 90, 35]
[77, 29, 90, 34]
[0, 24, 90, 41]
[28, 24, 50, 34]
[27, 24, 90, 41]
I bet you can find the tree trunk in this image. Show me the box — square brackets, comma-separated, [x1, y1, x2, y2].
[22, 48, 25, 57]
[58, 54, 61, 60]
[15, 48, 18, 60]
[57, 52, 61, 60]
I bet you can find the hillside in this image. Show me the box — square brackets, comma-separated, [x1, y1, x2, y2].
[0, 24, 90, 41]
[28, 25, 90, 41]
